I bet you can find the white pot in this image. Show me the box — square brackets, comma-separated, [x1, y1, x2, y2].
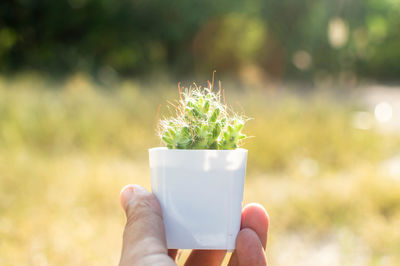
[149, 147, 247, 250]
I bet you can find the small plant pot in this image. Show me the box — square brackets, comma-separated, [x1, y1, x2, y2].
[149, 147, 247, 250]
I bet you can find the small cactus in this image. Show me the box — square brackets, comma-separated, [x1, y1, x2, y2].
[158, 81, 248, 150]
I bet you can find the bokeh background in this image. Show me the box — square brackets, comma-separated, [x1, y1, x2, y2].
[1, 0, 400, 265]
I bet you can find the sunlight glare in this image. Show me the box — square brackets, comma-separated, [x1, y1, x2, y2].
[374, 102, 393, 123]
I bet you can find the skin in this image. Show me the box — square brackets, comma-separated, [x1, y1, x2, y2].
[119, 184, 269, 266]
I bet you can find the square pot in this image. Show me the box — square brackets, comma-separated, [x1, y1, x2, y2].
[149, 147, 247, 250]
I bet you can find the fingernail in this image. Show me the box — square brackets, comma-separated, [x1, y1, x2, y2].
[120, 185, 134, 209]
[132, 184, 147, 195]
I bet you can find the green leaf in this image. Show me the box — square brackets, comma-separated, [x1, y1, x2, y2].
[212, 123, 221, 138]
[181, 126, 190, 136]
[210, 108, 220, 122]
[162, 136, 173, 144]
[168, 128, 176, 137]
[203, 100, 210, 113]
[236, 123, 244, 131]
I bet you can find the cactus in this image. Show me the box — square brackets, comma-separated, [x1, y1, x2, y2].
[158, 82, 248, 150]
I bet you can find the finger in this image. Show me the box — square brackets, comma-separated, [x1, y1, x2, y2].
[185, 203, 269, 266]
[234, 228, 267, 266]
[168, 249, 178, 261]
[228, 203, 269, 266]
[184, 250, 226, 266]
[119, 184, 175, 266]
[241, 203, 269, 249]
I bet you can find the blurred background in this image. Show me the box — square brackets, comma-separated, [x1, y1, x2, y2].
[1, 0, 400, 265]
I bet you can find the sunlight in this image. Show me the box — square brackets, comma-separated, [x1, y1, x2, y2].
[328, 18, 349, 49]
[374, 102, 393, 123]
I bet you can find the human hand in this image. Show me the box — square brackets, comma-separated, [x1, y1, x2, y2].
[119, 184, 269, 266]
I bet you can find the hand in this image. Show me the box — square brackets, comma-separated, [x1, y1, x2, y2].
[119, 184, 269, 266]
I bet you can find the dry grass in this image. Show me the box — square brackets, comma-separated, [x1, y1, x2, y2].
[1, 74, 400, 265]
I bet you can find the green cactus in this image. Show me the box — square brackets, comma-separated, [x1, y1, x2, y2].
[158, 82, 248, 150]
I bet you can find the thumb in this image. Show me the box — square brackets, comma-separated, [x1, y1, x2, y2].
[119, 184, 174, 266]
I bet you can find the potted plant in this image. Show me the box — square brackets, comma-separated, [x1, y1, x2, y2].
[149, 79, 248, 250]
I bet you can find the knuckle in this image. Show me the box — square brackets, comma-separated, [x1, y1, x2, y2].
[125, 193, 162, 226]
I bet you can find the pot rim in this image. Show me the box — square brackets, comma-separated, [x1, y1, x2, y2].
[149, 147, 247, 152]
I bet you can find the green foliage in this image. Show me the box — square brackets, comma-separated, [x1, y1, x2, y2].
[159, 83, 247, 150]
[1, 0, 400, 80]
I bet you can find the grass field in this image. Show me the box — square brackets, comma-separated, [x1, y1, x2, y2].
[1, 74, 400, 265]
